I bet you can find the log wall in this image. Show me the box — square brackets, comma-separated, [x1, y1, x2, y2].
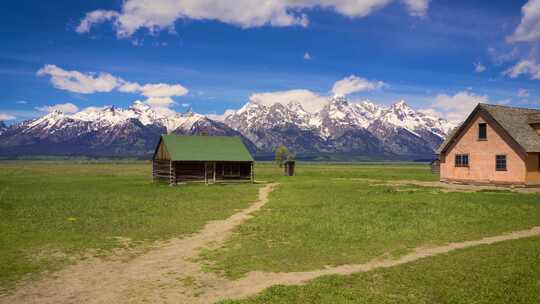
[153, 160, 254, 184]
[153, 160, 171, 183]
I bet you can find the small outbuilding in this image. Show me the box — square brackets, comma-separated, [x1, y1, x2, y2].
[283, 160, 295, 176]
[152, 135, 254, 185]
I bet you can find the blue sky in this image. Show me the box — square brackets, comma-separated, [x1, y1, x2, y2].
[1, 0, 540, 123]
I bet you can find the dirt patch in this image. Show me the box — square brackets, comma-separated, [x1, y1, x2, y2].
[388, 180, 540, 193]
[2, 181, 539, 304]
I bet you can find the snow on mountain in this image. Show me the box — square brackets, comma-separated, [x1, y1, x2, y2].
[374, 100, 454, 138]
[0, 96, 456, 159]
[223, 96, 456, 157]
[0, 121, 7, 136]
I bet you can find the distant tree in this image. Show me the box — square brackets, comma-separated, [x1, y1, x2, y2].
[274, 145, 289, 167]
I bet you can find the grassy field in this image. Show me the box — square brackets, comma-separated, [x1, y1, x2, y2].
[219, 235, 540, 304]
[1, 161, 539, 300]
[203, 164, 540, 278]
[0, 161, 260, 292]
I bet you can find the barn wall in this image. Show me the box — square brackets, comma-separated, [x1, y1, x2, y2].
[440, 112, 527, 184]
[154, 141, 171, 160]
[152, 160, 171, 183]
[173, 161, 253, 183]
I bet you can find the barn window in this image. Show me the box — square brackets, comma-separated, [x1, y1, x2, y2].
[223, 165, 240, 177]
[455, 154, 469, 167]
[478, 123, 487, 140]
[496, 155, 507, 171]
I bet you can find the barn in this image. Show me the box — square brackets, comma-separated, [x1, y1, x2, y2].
[152, 135, 255, 185]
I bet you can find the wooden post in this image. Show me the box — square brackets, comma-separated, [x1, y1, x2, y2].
[169, 160, 174, 185]
[204, 162, 208, 185]
[213, 162, 216, 184]
[251, 162, 255, 184]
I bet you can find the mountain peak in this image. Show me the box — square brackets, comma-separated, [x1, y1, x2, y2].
[330, 95, 349, 106]
[391, 100, 410, 109]
[130, 100, 152, 112]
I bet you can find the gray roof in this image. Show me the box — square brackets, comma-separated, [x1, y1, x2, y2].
[437, 103, 540, 154]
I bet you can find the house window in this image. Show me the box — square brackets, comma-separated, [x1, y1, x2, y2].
[496, 155, 507, 171]
[455, 154, 469, 167]
[478, 123, 487, 140]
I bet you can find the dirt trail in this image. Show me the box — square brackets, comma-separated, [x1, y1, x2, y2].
[389, 180, 540, 193]
[2, 182, 540, 304]
[0, 184, 278, 304]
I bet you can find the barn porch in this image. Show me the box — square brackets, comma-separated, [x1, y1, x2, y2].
[152, 135, 255, 185]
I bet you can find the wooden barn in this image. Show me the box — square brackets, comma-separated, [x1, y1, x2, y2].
[152, 135, 255, 185]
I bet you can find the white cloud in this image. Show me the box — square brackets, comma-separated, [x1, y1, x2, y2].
[473, 62, 486, 73]
[429, 91, 489, 123]
[507, 0, 540, 43]
[503, 60, 540, 80]
[76, 10, 120, 33]
[303, 52, 312, 60]
[37, 64, 121, 94]
[139, 83, 188, 98]
[248, 75, 387, 113]
[249, 89, 329, 113]
[37, 64, 189, 113]
[487, 47, 519, 65]
[36, 103, 79, 114]
[331, 75, 385, 97]
[77, 0, 430, 38]
[401, 0, 430, 17]
[518, 88, 530, 98]
[0, 113, 16, 121]
[16, 100, 28, 104]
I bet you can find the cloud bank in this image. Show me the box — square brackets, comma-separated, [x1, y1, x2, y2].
[429, 91, 488, 123]
[77, 0, 430, 38]
[37, 65, 189, 114]
[0, 113, 16, 121]
[247, 75, 385, 113]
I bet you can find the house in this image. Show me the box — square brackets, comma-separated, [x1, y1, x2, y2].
[152, 135, 254, 185]
[437, 103, 540, 186]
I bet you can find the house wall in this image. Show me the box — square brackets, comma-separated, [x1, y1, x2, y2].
[526, 153, 540, 185]
[440, 112, 527, 184]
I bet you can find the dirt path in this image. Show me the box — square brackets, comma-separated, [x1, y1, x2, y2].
[388, 180, 540, 193]
[2, 182, 540, 304]
[0, 184, 278, 304]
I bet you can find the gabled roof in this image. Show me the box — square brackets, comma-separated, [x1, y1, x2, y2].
[437, 103, 540, 154]
[158, 135, 254, 162]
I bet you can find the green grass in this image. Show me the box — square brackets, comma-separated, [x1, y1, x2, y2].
[219, 235, 540, 304]
[203, 166, 540, 278]
[0, 161, 260, 292]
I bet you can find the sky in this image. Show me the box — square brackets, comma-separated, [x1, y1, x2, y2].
[1, 0, 540, 124]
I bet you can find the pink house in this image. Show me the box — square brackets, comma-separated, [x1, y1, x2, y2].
[437, 104, 540, 186]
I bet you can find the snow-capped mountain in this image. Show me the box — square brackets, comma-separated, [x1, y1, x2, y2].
[0, 101, 251, 157]
[0, 97, 455, 159]
[223, 96, 455, 158]
[0, 121, 7, 136]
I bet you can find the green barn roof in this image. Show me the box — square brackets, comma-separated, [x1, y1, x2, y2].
[159, 135, 254, 162]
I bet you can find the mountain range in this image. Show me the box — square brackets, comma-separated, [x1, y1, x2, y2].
[0, 97, 455, 160]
